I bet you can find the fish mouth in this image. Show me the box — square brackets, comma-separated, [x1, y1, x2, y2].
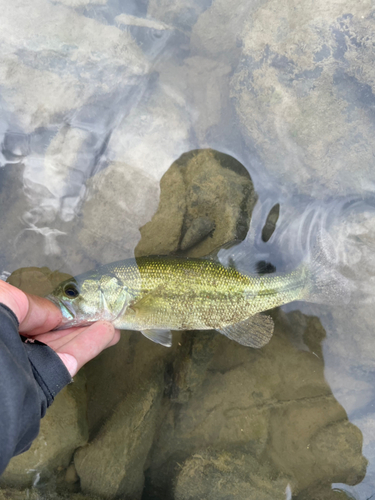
[46, 294, 76, 328]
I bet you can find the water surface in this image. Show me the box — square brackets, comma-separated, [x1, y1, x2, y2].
[1, 1, 375, 499]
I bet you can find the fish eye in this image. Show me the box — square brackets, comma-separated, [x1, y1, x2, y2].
[63, 284, 79, 298]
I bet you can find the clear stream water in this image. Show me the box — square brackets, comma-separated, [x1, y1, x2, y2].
[1, 0, 375, 499]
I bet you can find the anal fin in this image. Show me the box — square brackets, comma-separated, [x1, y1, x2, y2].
[218, 313, 274, 348]
[141, 329, 172, 347]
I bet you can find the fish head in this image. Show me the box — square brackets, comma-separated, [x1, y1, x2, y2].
[47, 272, 133, 329]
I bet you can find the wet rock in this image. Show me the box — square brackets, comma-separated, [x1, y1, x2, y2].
[6, 267, 72, 296]
[146, 309, 367, 496]
[230, 0, 375, 197]
[83, 329, 181, 437]
[79, 161, 160, 264]
[108, 84, 192, 184]
[153, 53, 233, 143]
[64, 464, 79, 485]
[147, 0, 209, 31]
[136, 149, 257, 257]
[0, 489, 40, 500]
[0, 0, 150, 260]
[28, 126, 92, 223]
[295, 485, 357, 499]
[308, 207, 375, 425]
[134, 163, 186, 256]
[116, 14, 172, 32]
[0, 0, 147, 131]
[0, 164, 87, 275]
[312, 421, 366, 484]
[180, 216, 215, 251]
[74, 375, 164, 500]
[1, 372, 88, 490]
[190, 0, 256, 64]
[174, 450, 291, 500]
[0, 490, 103, 500]
[267, 396, 367, 492]
[169, 331, 220, 404]
[181, 57, 233, 143]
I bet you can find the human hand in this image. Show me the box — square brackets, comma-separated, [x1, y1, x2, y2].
[0, 280, 120, 377]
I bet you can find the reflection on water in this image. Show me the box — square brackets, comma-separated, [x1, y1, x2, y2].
[1, 0, 375, 498]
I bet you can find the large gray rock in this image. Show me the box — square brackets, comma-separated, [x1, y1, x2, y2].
[0, 0, 147, 131]
[163, 56, 233, 143]
[0, 0, 151, 263]
[107, 84, 192, 185]
[190, 0, 259, 64]
[74, 375, 164, 500]
[230, 0, 375, 197]
[79, 161, 160, 265]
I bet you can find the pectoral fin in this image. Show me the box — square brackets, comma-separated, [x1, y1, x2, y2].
[141, 329, 172, 347]
[218, 313, 274, 348]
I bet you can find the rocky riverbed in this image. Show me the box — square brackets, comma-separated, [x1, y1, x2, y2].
[1, 0, 375, 498]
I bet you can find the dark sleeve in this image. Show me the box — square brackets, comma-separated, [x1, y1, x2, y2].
[0, 303, 72, 476]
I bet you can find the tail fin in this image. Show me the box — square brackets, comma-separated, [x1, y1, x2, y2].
[306, 229, 352, 305]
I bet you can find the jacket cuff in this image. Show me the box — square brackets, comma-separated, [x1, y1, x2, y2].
[22, 338, 72, 411]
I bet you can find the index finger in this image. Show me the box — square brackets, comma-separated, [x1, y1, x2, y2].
[19, 294, 62, 335]
[0, 279, 62, 335]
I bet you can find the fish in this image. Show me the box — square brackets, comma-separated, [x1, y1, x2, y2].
[46, 253, 346, 348]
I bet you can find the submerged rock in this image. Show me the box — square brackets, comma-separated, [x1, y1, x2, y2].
[147, 0, 209, 31]
[179, 216, 215, 251]
[190, 0, 254, 64]
[174, 450, 291, 500]
[136, 148, 257, 257]
[6, 266, 72, 296]
[0, 489, 103, 500]
[0, 0, 147, 132]
[79, 161, 160, 264]
[83, 329, 180, 438]
[145, 309, 367, 497]
[230, 0, 375, 197]
[295, 485, 357, 499]
[134, 161, 186, 257]
[74, 376, 164, 500]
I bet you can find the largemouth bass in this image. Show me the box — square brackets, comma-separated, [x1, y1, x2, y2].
[46, 255, 320, 348]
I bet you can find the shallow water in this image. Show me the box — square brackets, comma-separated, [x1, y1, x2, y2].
[1, 0, 375, 499]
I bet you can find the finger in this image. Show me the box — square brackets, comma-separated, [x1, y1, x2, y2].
[19, 294, 62, 335]
[55, 321, 118, 376]
[33, 326, 85, 347]
[108, 329, 121, 347]
[34, 326, 120, 351]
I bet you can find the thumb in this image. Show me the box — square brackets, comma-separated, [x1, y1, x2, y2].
[57, 353, 78, 377]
